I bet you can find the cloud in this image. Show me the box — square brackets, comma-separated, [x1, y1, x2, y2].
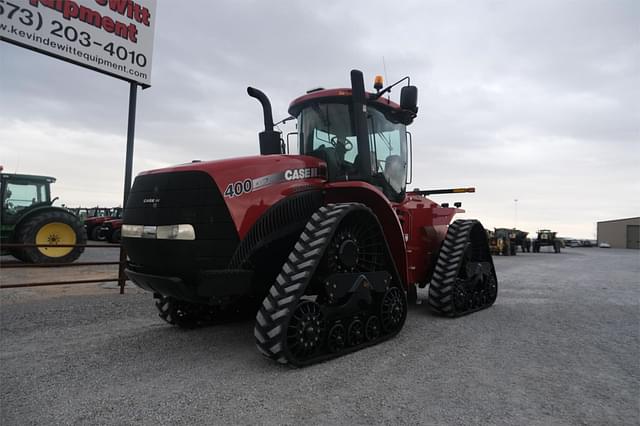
[1, 0, 638, 237]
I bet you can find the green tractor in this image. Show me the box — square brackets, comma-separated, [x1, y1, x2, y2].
[532, 229, 561, 253]
[1, 171, 86, 263]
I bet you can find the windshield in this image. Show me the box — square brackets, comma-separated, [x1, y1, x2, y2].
[298, 102, 407, 200]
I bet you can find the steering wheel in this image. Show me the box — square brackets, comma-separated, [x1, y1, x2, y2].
[330, 136, 353, 152]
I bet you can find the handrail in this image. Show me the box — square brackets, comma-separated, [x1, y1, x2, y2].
[1, 242, 127, 293]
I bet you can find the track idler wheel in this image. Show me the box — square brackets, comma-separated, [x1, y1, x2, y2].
[286, 301, 324, 361]
[327, 323, 346, 353]
[380, 287, 406, 332]
[364, 316, 381, 341]
[347, 318, 365, 346]
[428, 219, 498, 317]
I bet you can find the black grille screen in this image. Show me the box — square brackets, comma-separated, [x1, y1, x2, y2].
[123, 170, 239, 276]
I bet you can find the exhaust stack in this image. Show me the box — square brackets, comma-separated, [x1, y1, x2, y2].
[350, 70, 372, 181]
[247, 87, 282, 155]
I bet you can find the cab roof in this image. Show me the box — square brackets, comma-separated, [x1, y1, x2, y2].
[1, 173, 56, 183]
[288, 88, 403, 117]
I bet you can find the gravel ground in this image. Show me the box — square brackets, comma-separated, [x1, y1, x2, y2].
[1, 248, 638, 425]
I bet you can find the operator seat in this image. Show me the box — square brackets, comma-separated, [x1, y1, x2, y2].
[384, 155, 404, 192]
[374, 155, 404, 202]
[310, 145, 341, 180]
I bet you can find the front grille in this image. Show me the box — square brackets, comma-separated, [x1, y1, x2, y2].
[123, 171, 239, 278]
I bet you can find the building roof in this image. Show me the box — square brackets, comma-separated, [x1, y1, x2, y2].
[596, 217, 640, 224]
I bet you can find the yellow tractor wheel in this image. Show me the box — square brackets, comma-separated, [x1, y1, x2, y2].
[14, 209, 86, 264]
[35, 222, 77, 258]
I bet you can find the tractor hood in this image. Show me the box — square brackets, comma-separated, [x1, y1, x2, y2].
[136, 155, 327, 238]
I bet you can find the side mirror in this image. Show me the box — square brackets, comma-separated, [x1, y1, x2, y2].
[400, 86, 418, 113]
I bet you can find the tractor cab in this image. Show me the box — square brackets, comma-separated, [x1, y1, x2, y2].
[1, 173, 55, 227]
[538, 229, 556, 240]
[290, 93, 411, 201]
[249, 70, 418, 202]
[290, 72, 418, 202]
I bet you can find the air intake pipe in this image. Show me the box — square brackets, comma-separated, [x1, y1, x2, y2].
[247, 87, 283, 155]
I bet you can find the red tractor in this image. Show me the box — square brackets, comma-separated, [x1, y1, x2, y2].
[98, 218, 122, 243]
[84, 207, 122, 240]
[122, 70, 497, 366]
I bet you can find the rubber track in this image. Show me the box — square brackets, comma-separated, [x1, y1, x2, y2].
[427, 219, 497, 317]
[254, 203, 404, 366]
[155, 295, 256, 329]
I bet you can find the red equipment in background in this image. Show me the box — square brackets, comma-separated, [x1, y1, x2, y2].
[84, 207, 122, 240]
[98, 218, 122, 243]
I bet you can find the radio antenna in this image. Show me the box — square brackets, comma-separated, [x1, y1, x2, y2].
[382, 56, 389, 85]
[382, 57, 390, 99]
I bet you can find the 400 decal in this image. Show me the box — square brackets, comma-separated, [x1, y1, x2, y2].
[223, 167, 324, 198]
[223, 179, 253, 198]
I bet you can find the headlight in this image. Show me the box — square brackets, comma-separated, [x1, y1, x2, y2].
[121, 224, 195, 240]
[157, 224, 196, 240]
[122, 224, 143, 238]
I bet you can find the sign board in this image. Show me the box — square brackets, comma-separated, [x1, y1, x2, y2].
[1, 0, 156, 87]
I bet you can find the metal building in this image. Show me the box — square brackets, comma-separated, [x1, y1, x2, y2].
[597, 217, 640, 249]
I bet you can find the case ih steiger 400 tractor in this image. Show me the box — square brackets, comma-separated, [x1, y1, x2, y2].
[121, 70, 498, 366]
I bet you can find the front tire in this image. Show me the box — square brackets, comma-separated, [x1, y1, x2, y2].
[110, 229, 121, 243]
[89, 226, 101, 241]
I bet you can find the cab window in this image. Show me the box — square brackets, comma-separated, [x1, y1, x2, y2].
[368, 108, 408, 200]
[3, 181, 47, 215]
[298, 103, 358, 180]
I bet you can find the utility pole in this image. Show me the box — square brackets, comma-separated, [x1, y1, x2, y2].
[514, 199, 518, 228]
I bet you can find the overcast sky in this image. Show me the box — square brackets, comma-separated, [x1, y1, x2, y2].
[1, 0, 638, 238]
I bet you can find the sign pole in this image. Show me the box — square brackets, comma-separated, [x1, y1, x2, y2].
[118, 82, 138, 294]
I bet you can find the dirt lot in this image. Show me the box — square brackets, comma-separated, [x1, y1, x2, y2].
[1, 248, 638, 425]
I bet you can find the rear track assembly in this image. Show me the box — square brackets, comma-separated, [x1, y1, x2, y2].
[428, 219, 498, 317]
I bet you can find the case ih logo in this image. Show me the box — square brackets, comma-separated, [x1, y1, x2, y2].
[284, 167, 320, 181]
[143, 197, 160, 206]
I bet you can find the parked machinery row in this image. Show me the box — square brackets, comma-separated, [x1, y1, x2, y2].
[66, 206, 123, 243]
[487, 228, 564, 255]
